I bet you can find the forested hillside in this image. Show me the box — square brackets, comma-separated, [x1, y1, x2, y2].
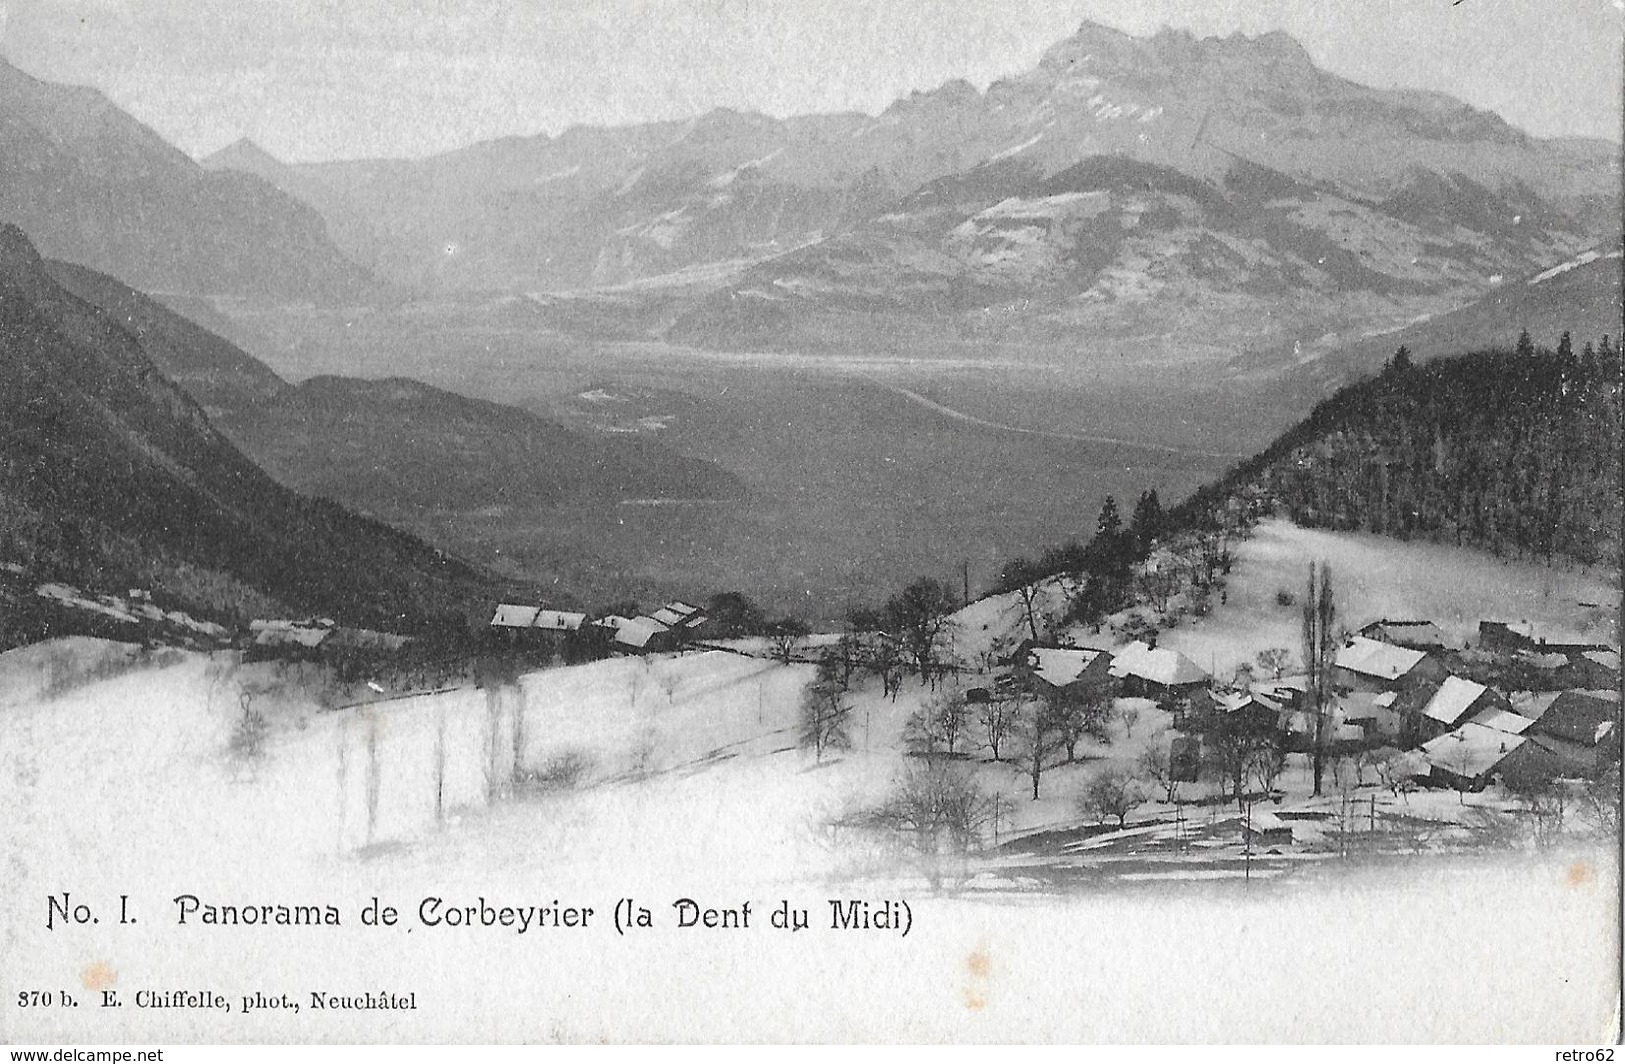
[0, 225, 505, 637]
[1185, 332, 1623, 567]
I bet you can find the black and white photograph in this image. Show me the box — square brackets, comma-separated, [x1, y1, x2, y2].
[0, 0, 1620, 1047]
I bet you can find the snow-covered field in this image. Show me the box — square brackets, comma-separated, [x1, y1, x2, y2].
[2, 517, 1620, 1043]
[1156, 518, 1618, 678]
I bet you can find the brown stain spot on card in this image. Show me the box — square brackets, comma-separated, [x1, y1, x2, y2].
[1565, 860, 1595, 888]
[966, 946, 991, 978]
[962, 944, 992, 1010]
[80, 961, 115, 991]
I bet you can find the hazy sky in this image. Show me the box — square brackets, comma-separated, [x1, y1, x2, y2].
[3, 0, 1620, 162]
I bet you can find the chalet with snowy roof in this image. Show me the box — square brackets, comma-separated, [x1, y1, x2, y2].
[593, 615, 676, 654]
[1333, 636, 1448, 693]
[1478, 620, 1539, 652]
[1023, 646, 1114, 696]
[1497, 693, 1620, 787]
[1215, 689, 1284, 737]
[1478, 620, 1612, 658]
[1518, 691, 1622, 779]
[649, 601, 707, 631]
[1416, 676, 1512, 742]
[1557, 649, 1621, 691]
[1107, 640, 1208, 697]
[1359, 619, 1448, 651]
[491, 603, 541, 629]
[1468, 707, 1535, 736]
[487, 603, 589, 656]
[1421, 722, 1526, 792]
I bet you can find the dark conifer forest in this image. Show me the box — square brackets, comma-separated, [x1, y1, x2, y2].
[1183, 332, 1623, 567]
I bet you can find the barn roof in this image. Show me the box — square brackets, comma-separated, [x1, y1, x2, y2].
[650, 601, 707, 629]
[1510, 691, 1564, 722]
[1535, 691, 1621, 746]
[1335, 637, 1427, 681]
[1469, 707, 1534, 736]
[1027, 646, 1110, 687]
[533, 610, 586, 632]
[1108, 641, 1209, 686]
[1582, 649, 1620, 671]
[1421, 676, 1492, 726]
[1421, 723, 1526, 780]
[1218, 689, 1283, 714]
[491, 604, 541, 628]
[614, 617, 671, 648]
[1360, 619, 1447, 648]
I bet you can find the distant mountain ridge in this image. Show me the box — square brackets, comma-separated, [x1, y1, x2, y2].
[0, 57, 379, 301]
[198, 21, 1616, 363]
[1239, 243, 1625, 401]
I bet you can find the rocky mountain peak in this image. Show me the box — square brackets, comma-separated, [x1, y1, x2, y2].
[884, 77, 983, 116]
[1036, 20, 1151, 74]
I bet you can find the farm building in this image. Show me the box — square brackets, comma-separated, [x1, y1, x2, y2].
[1022, 646, 1115, 695]
[1416, 676, 1513, 741]
[488, 603, 589, 656]
[1478, 620, 1612, 657]
[489, 604, 586, 633]
[1502, 690, 1624, 779]
[490, 603, 542, 629]
[534, 610, 587, 633]
[593, 615, 677, 654]
[1359, 619, 1448, 651]
[1333, 637, 1449, 692]
[1420, 722, 1526, 792]
[1556, 650, 1620, 691]
[1468, 707, 1535, 736]
[1215, 689, 1285, 737]
[1108, 640, 1209, 697]
[1497, 726, 1619, 790]
[1531, 690, 1620, 743]
[649, 601, 708, 631]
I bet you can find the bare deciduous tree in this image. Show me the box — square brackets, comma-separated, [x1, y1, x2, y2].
[976, 694, 1018, 761]
[1576, 765, 1622, 836]
[768, 617, 812, 664]
[1137, 733, 1182, 804]
[1077, 765, 1148, 829]
[856, 763, 993, 890]
[799, 680, 853, 763]
[1011, 697, 1065, 801]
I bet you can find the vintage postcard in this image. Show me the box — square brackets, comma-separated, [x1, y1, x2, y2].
[1, 0, 1620, 1047]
